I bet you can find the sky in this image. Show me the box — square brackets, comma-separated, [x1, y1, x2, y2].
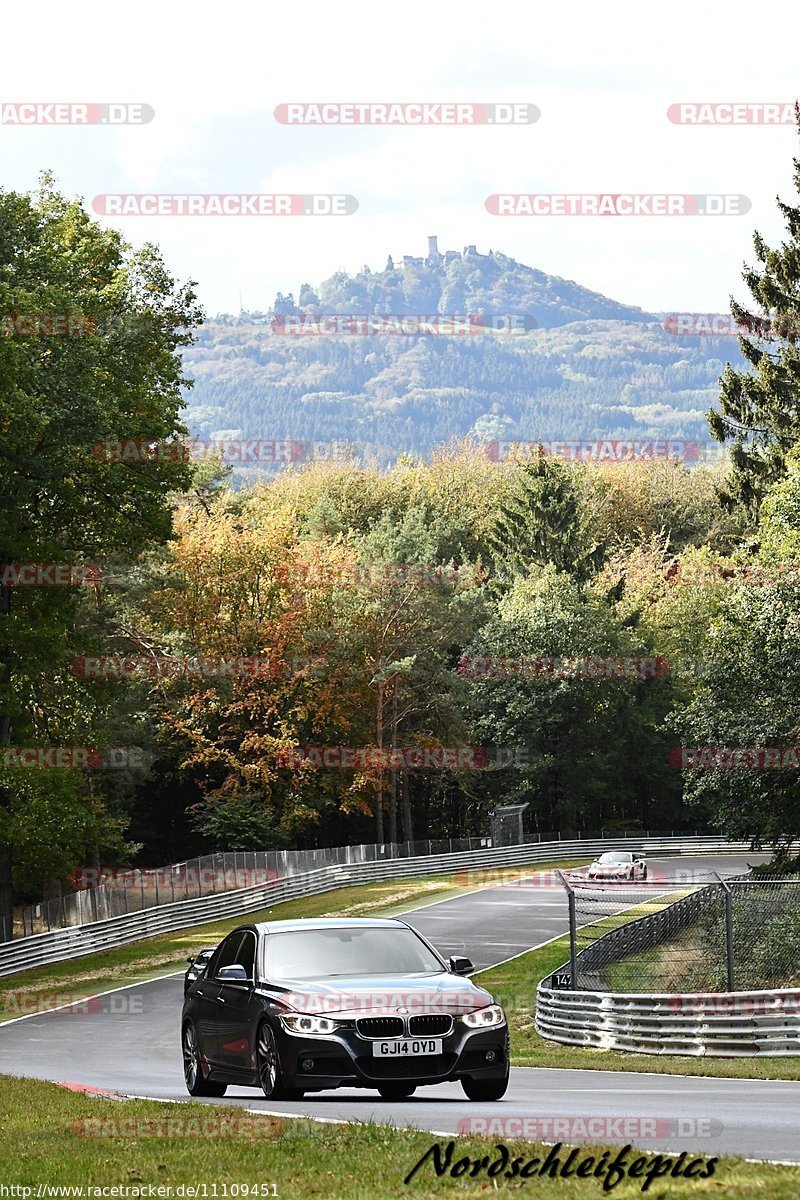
[2, 1, 799, 318]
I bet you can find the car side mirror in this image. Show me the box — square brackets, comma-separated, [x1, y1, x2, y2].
[186, 957, 195, 965]
[449, 955, 474, 976]
[216, 964, 249, 982]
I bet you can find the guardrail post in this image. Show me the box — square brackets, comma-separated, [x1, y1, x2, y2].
[557, 870, 578, 991]
[713, 872, 735, 991]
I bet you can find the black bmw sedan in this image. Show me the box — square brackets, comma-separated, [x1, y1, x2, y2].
[181, 917, 509, 1101]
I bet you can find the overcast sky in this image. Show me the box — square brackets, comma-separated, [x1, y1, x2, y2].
[2, 1, 799, 317]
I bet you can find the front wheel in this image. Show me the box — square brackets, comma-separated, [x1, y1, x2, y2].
[461, 1070, 509, 1101]
[377, 1084, 417, 1100]
[182, 1022, 227, 1097]
[256, 1022, 305, 1100]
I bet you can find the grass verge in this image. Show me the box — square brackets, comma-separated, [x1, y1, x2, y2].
[0, 1075, 798, 1197]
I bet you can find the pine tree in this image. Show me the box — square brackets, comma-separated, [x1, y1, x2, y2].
[709, 105, 800, 511]
[487, 453, 597, 578]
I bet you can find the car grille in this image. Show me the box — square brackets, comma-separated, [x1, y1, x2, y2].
[357, 1053, 456, 1079]
[356, 1016, 405, 1039]
[408, 1014, 453, 1037]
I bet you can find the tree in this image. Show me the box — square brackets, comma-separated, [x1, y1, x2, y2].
[709, 107, 800, 511]
[463, 566, 680, 834]
[487, 453, 599, 579]
[667, 474, 800, 845]
[300, 506, 487, 843]
[0, 175, 200, 933]
[672, 584, 800, 845]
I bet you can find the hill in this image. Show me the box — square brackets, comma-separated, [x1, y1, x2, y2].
[180, 240, 740, 476]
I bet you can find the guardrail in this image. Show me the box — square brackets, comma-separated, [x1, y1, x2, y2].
[536, 984, 800, 1056]
[0, 834, 751, 978]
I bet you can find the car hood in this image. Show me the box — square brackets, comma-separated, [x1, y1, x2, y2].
[590, 863, 628, 873]
[261, 972, 494, 1018]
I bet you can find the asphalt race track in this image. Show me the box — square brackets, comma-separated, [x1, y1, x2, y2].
[4, 853, 800, 1163]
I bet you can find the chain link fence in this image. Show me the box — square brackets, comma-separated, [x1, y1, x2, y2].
[20, 838, 501, 935]
[19, 827, 699, 937]
[551, 868, 800, 993]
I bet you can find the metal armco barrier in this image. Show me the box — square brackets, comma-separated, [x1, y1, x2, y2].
[1, 835, 749, 977]
[536, 984, 800, 1056]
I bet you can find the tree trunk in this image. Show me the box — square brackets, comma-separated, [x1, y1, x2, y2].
[401, 769, 414, 846]
[375, 680, 384, 845]
[388, 685, 398, 846]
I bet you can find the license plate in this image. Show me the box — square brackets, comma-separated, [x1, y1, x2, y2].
[372, 1038, 442, 1057]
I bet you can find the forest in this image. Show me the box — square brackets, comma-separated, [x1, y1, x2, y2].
[3, 157, 800, 915]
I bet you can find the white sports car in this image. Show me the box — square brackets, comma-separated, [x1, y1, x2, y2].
[587, 851, 647, 882]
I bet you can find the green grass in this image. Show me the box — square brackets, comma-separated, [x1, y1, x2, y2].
[476, 935, 800, 1080]
[0, 1075, 798, 1197]
[0, 859, 586, 1021]
[605, 922, 711, 993]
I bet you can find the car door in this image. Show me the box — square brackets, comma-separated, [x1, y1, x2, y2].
[193, 932, 244, 1065]
[215, 929, 261, 1076]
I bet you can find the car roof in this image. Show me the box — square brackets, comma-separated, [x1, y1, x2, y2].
[245, 917, 409, 935]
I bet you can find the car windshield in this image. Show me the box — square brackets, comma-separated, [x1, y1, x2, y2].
[598, 852, 631, 864]
[262, 927, 444, 980]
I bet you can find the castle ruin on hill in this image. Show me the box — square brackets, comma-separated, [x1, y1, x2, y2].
[386, 236, 490, 271]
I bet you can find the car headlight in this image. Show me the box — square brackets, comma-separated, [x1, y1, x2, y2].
[280, 1013, 339, 1035]
[462, 1004, 506, 1028]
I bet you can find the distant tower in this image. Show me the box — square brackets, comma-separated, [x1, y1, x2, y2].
[386, 254, 395, 270]
[427, 235, 439, 259]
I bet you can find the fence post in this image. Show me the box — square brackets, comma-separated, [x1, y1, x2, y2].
[714, 873, 735, 991]
[557, 870, 578, 991]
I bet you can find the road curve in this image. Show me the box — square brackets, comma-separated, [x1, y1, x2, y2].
[4, 854, 797, 1163]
